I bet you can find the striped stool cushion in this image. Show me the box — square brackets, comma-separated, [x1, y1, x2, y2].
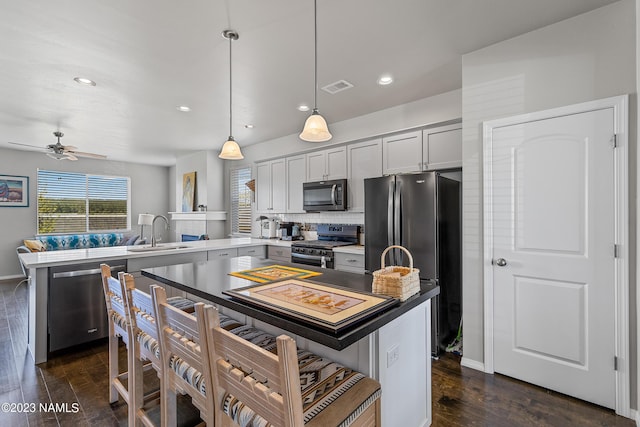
[212, 324, 381, 427]
[164, 313, 247, 396]
[137, 331, 161, 359]
[169, 354, 207, 395]
[167, 296, 196, 313]
[134, 301, 205, 361]
[111, 311, 128, 330]
[221, 351, 381, 427]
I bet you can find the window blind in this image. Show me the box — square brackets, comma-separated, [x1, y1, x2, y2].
[230, 167, 252, 235]
[37, 169, 130, 234]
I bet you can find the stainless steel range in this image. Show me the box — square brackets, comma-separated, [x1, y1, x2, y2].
[291, 224, 359, 268]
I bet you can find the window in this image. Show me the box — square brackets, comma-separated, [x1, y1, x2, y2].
[37, 169, 130, 234]
[230, 166, 252, 235]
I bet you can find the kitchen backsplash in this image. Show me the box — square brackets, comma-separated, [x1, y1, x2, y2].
[272, 212, 364, 230]
[270, 212, 365, 244]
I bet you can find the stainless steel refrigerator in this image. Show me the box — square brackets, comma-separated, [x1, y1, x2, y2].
[364, 172, 461, 356]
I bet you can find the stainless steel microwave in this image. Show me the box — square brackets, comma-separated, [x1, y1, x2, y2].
[303, 179, 347, 211]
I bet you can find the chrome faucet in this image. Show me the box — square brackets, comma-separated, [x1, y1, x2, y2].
[150, 215, 169, 247]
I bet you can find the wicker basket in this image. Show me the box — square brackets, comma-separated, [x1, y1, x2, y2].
[372, 245, 420, 301]
[245, 179, 256, 192]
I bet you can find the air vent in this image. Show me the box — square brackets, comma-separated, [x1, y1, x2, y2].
[321, 80, 354, 95]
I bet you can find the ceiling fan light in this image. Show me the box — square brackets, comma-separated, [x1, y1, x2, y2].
[219, 137, 244, 160]
[300, 109, 332, 142]
[46, 152, 66, 161]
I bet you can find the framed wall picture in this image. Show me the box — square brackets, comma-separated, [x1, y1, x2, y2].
[181, 171, 196, 212]
[0, 175, 28, 207]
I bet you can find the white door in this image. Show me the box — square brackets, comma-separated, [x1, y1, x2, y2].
[488, 108, 616, 408]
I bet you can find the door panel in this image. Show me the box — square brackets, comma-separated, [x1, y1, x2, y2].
[490, 108, 615, 409]
[397, 172, 436, 280]
[514, 137, 585, 254]
[513, 276, 586, 365]
[364, 176, 394, 273]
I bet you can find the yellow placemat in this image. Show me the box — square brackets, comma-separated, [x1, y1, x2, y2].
[229, 265, 322, 283]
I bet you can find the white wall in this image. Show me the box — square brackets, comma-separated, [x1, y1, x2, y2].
[0, 147, 171, 277]
[223, 89, 463, 236]
[461, 0, 637, 403]
[174, 150, 225, 240]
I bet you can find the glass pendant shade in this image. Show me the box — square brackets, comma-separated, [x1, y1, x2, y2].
[300, 109, 332, 142]
[299, 0, 332, 143]
[218, 29, 244, 160]
[219, 136, 244, 159]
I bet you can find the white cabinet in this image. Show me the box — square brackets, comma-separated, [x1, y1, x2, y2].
[286, 155, 306, 213]
[256, 159, 286, 213]
[207, 247, 238, 260]
[306, 146, 347, 181]
[382, 125, 462, 175]
[334, 252, 365, 274]
[422, 124, 462, 170]
[237, 245, 266, 257]
[382, 130, 423, 175]
[347, 139, 382, 212]
[268, 246, 291, 263]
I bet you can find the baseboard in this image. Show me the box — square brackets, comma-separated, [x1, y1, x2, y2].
[633, 408, 639, 426]
[0, 274, 24, 282]
[461, 357, 485, 372]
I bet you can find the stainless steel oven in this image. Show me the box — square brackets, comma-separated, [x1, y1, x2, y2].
[291, 224, 359, 268]
[303, 179, 347, 211]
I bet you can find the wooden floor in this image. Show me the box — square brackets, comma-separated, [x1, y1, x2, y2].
[0, 279, 634, 426]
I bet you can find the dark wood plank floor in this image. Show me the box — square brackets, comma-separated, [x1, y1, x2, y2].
[0, 279, 634, 426]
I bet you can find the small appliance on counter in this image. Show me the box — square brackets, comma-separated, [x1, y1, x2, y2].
[279, 222, 304, 241]
[256, 216, 278, 239]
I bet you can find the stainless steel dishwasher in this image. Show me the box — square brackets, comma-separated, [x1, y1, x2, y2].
[48, 260, 127, 353]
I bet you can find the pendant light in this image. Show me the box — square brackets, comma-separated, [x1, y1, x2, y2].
[299, 0, 332, 142]
[219, 29, 244, 160]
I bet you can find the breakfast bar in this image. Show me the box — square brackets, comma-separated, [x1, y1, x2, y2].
[142, 256, 439, 427]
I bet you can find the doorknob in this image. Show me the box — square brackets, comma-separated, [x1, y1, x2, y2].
[494, 258, 507, 267]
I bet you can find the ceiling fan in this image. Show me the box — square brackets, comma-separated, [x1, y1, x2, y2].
[8, 131, 107, 161]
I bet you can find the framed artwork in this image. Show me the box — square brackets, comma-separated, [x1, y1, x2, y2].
[181, 171, 196, 212]
[229, 264, 322, 283]
[0, 175, 28, 207]
[224, 279, 398, 333]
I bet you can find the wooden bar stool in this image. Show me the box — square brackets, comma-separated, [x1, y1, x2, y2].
[151, 285, 214, 427]
[102, 264, 199, 427]
[197, 304, 382, 427]
[100, 264, 135, 426]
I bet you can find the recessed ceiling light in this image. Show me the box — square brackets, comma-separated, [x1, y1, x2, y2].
[244, 124, 254, 129]
[73, 77, 96, 86]
[377, 75, 393, 86]
[176, 105, 191, 112]
[298, 104, 310, 112]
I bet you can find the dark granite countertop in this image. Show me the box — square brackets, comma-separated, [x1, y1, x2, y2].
[141, 256, 439, 351]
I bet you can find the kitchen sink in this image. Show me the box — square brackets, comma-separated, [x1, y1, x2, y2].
[127, 245, 190, 252]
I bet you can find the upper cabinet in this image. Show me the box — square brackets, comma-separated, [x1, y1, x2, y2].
[382, 130, 423, 175]
[254, 121, 461, 217]
[306, 146, 347, 181]
[382, 124, 462, 175]
[347, 138, 382, 212]
[255, 159, 286, 213]
[285, 155, 306, 213]
[422, 124, 462, 170]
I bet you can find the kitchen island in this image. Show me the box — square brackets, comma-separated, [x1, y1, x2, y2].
[143, 256, 438, 427]
[19, 238, 289, 365]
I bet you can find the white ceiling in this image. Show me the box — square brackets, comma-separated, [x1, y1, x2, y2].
[0, 0, 620, 165]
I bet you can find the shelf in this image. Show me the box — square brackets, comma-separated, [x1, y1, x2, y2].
[169, 211, 227, 221]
